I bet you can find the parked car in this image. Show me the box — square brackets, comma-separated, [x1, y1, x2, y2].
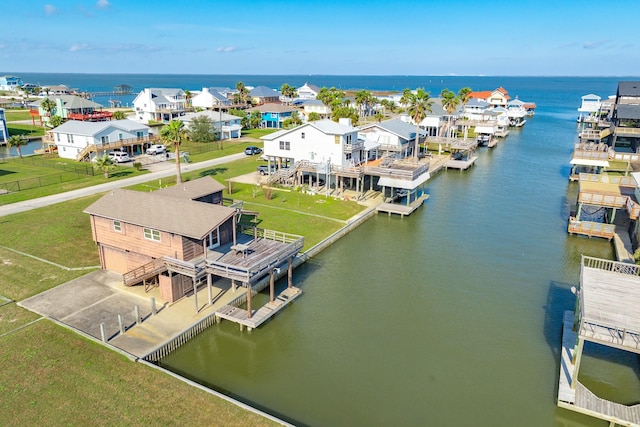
[245, 146, 263, 155]
[257, 164, 278, 175]
[108, 151, 131, 163]
[146, 144, 166, 155]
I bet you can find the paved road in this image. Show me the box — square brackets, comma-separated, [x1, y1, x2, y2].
[0, 152, 246, 217]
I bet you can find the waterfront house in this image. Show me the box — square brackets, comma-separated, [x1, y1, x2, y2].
[0, 75, 23, 92]
[40, 85, 73, 96]
[133, 88, 187, 123]
[301, 99, 331, 120]
[262, 118, 362, 168]
[29, 95, 111, 127]
[250, 104, 297, 129]
[84, 176, 304, 320]
[297, 83, 321, 100]
[249, 86, 280, 105]
[577, 94, 602, 122]
[358, 118, 423, 159]
[191, 87, 233, 110]
[0, 108, 7, 144]
[557, 256, 640, 426]
[49, 119, 154, 161]
[179, 110, 242, 139]
[609, 81, 640, 152]
[468, 87, 510, 108]
[506, 99, 527, 127]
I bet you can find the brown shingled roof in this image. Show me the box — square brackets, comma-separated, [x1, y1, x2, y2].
[84, 189, 236, 239]
[155, 176, 225, 200]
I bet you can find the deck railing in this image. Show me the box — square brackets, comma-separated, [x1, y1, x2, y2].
[568, 218, 615, 240]
[577, 173, 636, 187]
[582, 255, 640, 275]
[578, 191, 628, 208]
[123, 258, 167, 286]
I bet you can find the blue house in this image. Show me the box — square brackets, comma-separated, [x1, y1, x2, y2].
[0, 75, 24, 92]
[250, 104, 297, 128]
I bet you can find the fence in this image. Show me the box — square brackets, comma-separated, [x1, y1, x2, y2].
[0, 155, 96, 194]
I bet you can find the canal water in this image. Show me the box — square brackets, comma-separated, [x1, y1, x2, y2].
[160, 81, 637, 426]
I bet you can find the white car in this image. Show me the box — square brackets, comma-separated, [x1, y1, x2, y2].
[146, 144, 166, 155]
[108, 151, 131, 163]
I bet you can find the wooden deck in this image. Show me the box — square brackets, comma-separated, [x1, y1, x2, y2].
[214, 286, 302, 330]
[558, 311, 640, 426]
[376, 194, 428, 217]
[446, 155, 478, 170]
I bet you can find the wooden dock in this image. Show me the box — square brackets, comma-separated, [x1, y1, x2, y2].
[558, 311, 640, 426]
[446, 155, 478, 170]
[376, 194, 429, 217]
[214, 286, 302, 330]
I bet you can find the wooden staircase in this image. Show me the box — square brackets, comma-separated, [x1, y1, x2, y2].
[123, 258, 167, 286]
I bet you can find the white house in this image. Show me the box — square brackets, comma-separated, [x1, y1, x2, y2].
[0, 75, 23, 92]
[133, 88, 187, 123]
[506, 99, 527, 127]
[297, 83, 321, 100]
[577, 93, 602, 122]
[301, 99, 331, 120]
[359, 118, 424, 158]
[191, 87, 232, 109]
[261, 119, 362, 169]
[179, 110, 242, 139]
[50, 119, 151, 160]
[469, 87, 510, 108]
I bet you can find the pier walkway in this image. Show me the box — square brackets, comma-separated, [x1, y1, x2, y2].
[558, 311, 640, 426]
[214, 286, 302, 331]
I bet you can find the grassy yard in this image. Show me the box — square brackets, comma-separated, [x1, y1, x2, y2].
[3, 109, 32, 122]
[0, 321, 277, 427]
[7, 123, 44, 137]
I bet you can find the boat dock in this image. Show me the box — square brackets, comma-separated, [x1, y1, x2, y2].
[446, 155, 478, 170]
[376, 194, 429, 217]
[558, 311, 640, 426]
[214, 286, 302, 331]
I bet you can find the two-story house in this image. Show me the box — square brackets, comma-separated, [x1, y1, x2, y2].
[301, 99, 331, 120]
[191, 87, 233, 110]
[29, 95, 111, 126]
[249, 86, 280, 105]
[359, 118, 424, 159]
[50, 119, 152, 160]
[133, 88, 187, 123]
[609, 81, 640, 151]
[261, 118, 362, 169]
[468, 87, 510, 108]
[0, 75, 23, 92]
[250, 104, 297, 129]
[179, 110, 243, 139]
[297, 83, 321, 100]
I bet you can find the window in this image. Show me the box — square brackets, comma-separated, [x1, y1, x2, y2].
[346, 153, 352, 160]
[346, 134, 352, 144]
[113, 220, 122, 232]
[279, 140, 290, 150]
[101, 135, 109, 144]
[143, 228, 161, 241]
[118, 133, 123, 141]
[301, 132, 305, 139]
[136, 131, 144, 139]
[56, 133, 60, 142]
[67, 134, 72, 143]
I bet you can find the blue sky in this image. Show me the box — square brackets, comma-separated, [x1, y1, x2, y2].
[2, 0, 639, 76]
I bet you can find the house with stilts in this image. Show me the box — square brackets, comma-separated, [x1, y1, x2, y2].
[558, 256, 640, 426]
[568, 172, 640, 246]
[609, 81, 640, 152]
[84, 177, 304, 325]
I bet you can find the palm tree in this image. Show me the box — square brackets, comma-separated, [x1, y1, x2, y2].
[401, 88, 433, 159]
[235, 81, 249, 106]
[40, 98, 56, 127]
[112, 110, 126, 120]
[161, 120, 187, 184]
[184, 90, 193, 111]
[440, 89, 460, 139]
[280, 83, 297, 105]
[458, 87, 472, 105]
[93, 154, 116, 178]
[7, 135, 28, 158]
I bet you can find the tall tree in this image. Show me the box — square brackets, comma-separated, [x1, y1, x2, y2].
[282, 111, 302, 128]
[7, 135, 28, 158]
[440, 89, 460, 139]
[458, 87, 472, 105]
[307, 112, 321, 122]
[40, 98, 56, 127]
[234, 81, 250, 106]
[161, 120, 187, 184]
[93, 154, 116, 178]
[184, 90, 193, 110]
[401, 88, 433, 158]
[280, 83, 298, 105]
[188, 115, 215, 142]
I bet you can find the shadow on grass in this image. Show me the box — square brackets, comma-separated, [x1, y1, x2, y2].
[110, 170, 137, 178]
[0, 170, 17, 177]
[198, 167, 228, 177]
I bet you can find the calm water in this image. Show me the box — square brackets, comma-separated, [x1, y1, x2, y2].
[8, 73, 640, 425]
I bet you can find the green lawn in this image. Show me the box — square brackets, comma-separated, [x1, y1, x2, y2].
[0, 321, 277, 427]
[7, 123, 44, 137]
[3, 109, 32, 122]
[0, 302, 41, 335]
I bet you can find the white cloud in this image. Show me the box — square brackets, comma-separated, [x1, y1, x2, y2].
[44, 4, 59, 15]
[217, 46, 236, 53]
[96, 0, 111, 9]
[69, 43, 93, 52]
[583, 40, 610, 50]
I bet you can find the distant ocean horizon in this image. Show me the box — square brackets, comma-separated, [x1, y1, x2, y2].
[3, 72, 639, 109]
